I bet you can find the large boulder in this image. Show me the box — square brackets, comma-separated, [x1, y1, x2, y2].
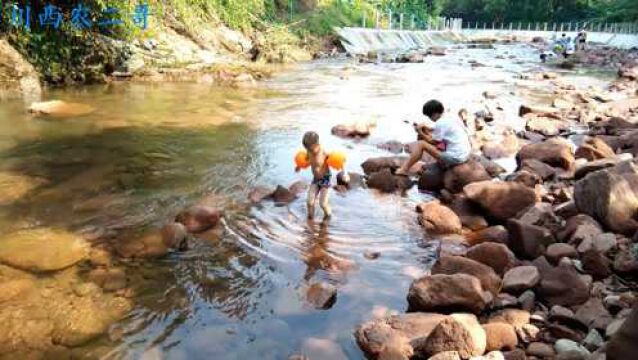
[355, 313, 448, 360]
[417, 201, 462, 234]
[502, 266, 541, 294]
[361, 156, 406, 175]
[368, 169, 413, 193]
[0, 39, 41, 102]
[520, 159, 557, 181]
[431, 256, 502, 296]
[417, 314, 486, 359]
[465, 226, 509, 246]
[525, 117, 570, 137]
[574, 161, 638, 235]
[407, 274, 493, 314]
[506, 219, 555, 259]
[418, 163, 445, 192]
[539, 262, 590, 307]
[517, 140, 575, 171]
[447, 195, 489, 231]
[607, 304, 638, 360]
[0, 228, 88, 272]
[443, 160, 492, 193]
[466, 242, 517, 276]
[331, 121, 372, 138]
[464, 181, 537, 221]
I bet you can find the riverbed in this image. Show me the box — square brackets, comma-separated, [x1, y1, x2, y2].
[0, 44, 613, 359]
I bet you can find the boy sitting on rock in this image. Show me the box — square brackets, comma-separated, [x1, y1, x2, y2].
[396, 99, 471, 175]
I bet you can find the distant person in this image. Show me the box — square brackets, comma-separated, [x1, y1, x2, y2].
[575, 29, 587, 51]
[396, 100, 471, 175]
[296, 131, 332, 221]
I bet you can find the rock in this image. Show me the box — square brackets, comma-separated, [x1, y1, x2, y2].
[519, 104, 560, 117]
[539, 262, 590, 307]
[447, 195, 489, 231]
[517, 202, 563, 233]
[176, 205, 222, 233]
[553, 98, 574, 110]
[0, 39, 42, 102]
[554, 339, 591, 357]
[465, 226, 509, 246]
[361, 157, 407, 175]
[575, 138, 617, 161]
[368, 169, 413, 193]
[502, 266, 540, 294]
[574, 158, 618, 180]
[607, 318, 626, 339]
[270, 185, 297, 204]
[417, 201, 463, 234]
[466, 243, 516, 276]
[518, 291, 536, 312]
[289, 180, 309, 196]
[431, 256, 502, 296]
[160, 222, 188, 250]
[526, 117, 570, 137]
[249, 186, 273, 203]
[583, 329, 604, 351]
[443, 160, 491, 193]
[428, 351, 461, 360]
[546, 243, 578, 264]
[507, 170, 541, 187]
[489, 309, 531, 329]
[577, 233, 617, 254]
[332, 121, 371, 138]
[613, 245, 638, 275]
[483, 323, 518, 351]
[306, 282, 337, 310]
[417, 313, 486, 358]
[581, 249, 612, 280]
[28, 100, 95, 118]
[527, 342, 555, 357]
[506, 220, 555, 259]
[575, 298, 613, 332]
[418, 163, 445, 192]
[115, 231, 170, 258]
[355, 313, 448, 360]
[0, 279, 35, 303]
[407, 274, 493, 314]
[464, 181, 537, 221]
[427, 46, 447, 56]
[559, 214, 603, 243]
[503, 349, 526, 360]
[0, 228, 89, 272]
[87, 267, 127, 292]
[477, 156, 507, 177]
[518, 323, 541, 343]
[517, 140, 575, 171]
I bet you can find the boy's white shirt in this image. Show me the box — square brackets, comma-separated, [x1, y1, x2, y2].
[431, 115, 472, 161]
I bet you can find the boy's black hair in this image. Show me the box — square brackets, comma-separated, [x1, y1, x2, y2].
[302, 131, 319, 149]
[422, 100, 444, 118]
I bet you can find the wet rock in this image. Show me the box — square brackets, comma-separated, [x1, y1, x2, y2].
[248, 186, 273, 203]
[507, 170, 541, 187]
[465, 226, 509, 246]
[115, 231, 170, 259]
[574, 162, 638, 235]
[502, 266, 540, 294]
[331, 121, 372, 138]
[417, 201, 462, 234]
[483, 323, 518, 351]
[443, 160, 491, 193]
[517, 140, 575, 171]
[581, 249, 612, 280]
[0, 279, 35, 303]
[539, 262, 590, 307]
[160, 222, 188, 250]
[407, 274, 493, 314]
[270, 185, 297, 204]
[417, 313, 486, 358]
[506, 219, 554, 259]
[336, 171, 365, 189]
[28, 100, 95, 118]
[464, 181, 537, 221]
[368, 169, 413, 193]
[526, 117, 570, 137]
[575, 137, 616, 161]
[520, 159, 557, 180]
[546, 243, 578, 264]
[0, 39, 41, 101]
[0, 228, 89, 272]
[355, 313, 448, 360]
[527, 342, 555, 357]
[176, 205, 223, 233]
[431, 256, 502, 296]
[361, 156, 406, 176]
[555, 339, 591, 357]
[87, 267, 127, 292]
[306, 282, 337, 310]
[418, 163, 445, 192]
[466, 243, 516, 276]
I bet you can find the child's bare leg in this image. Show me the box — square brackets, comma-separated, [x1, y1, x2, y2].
[318, 187, 332, 219]
[397, 141, 442, 175]
[307, 184, 319, 220]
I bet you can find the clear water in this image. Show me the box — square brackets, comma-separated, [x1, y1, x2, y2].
[0, 44, 603, 359]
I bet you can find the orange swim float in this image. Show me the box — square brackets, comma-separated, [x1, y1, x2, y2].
[295, 149, 310, 169]
[326, 151, 346, 170]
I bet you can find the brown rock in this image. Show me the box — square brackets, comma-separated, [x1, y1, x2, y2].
[407, 274, 493, 314]
[87, 267, 127, 292]
[464, 181, 537, 221]
[517, 140, 575, 171]
[418, 163, 445, 192]
[520, 159, 557, 181]
[465, 226, 509, 246]
[417, 201, 462, 234]
[539, 262, 590, 307]
[160, 222, 187, 250]
[574, 158, 618, 180]
[443, 160, 492, 193]
[489, 309, 531, 329]
[575, 298, 613, 332]
[527, 342, 556, 357]
[517, 202, 563, 233]
[607, 304, 638, 360]
[176, 205, 222, 233]
[483, 322, 518, 351]
[355, 313, 448, 360]
[526, 117, 570, 137]
[502, 266, 541, 294]
[431, 256, 502, 296]
[581, 249, 612, 280]
[368, 169, 413, 193]
[248, 186, 273, 203]
[418, 314, 486, 358]
[575, 137, 616, 161]
[503, 349, 527, 360]
[466, 243, 517, 275]
[507, 219, 555, 259]
[362, 156, 406, 175]
[546, 243, 578, 264]
[306, 282, 337, 310]
[447, 195, 489, 231]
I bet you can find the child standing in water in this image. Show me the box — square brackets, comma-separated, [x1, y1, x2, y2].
[296, 131, 332, 220]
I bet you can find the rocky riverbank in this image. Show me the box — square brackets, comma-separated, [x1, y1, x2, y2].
[348, 50, 638, 360]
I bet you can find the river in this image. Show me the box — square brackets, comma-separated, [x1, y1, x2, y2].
[0, 43, 613, 359]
